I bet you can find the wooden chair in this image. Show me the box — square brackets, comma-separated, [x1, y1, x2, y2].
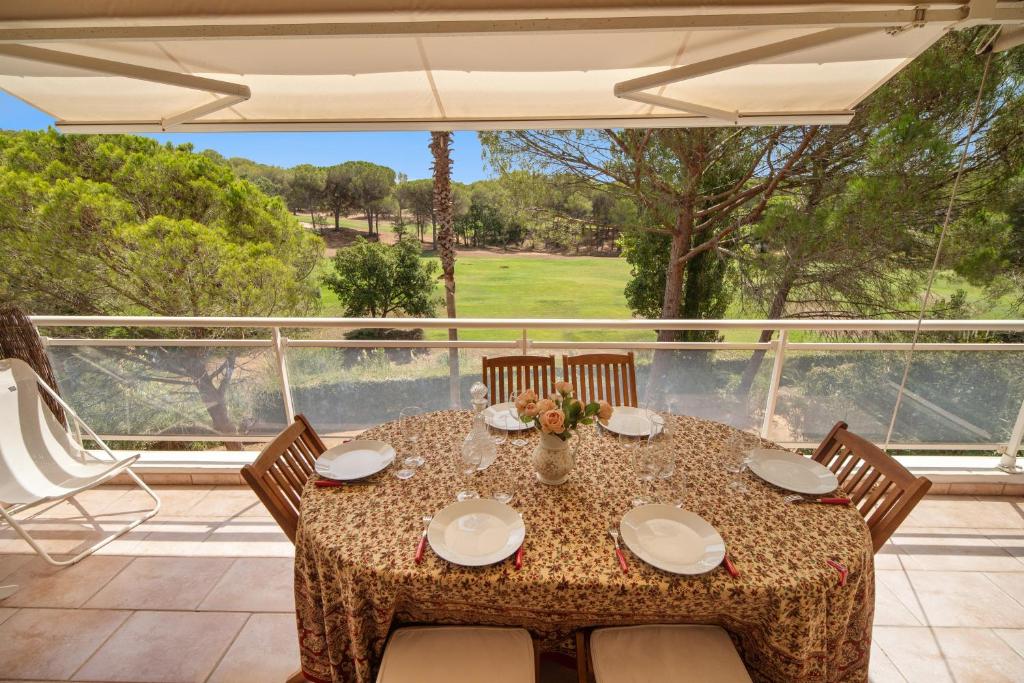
[812, 421, 932, 553]
[241, 414, 326, 545]
[482, 354, 557, 402]
[562, 353, 638, 407]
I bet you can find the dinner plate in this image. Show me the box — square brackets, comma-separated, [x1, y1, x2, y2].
[314, 440, 395, 481]
[427, 498, 525, 567]
[746, 448, 839, 495]
[484, 402, 532, 431]
[619, 504, 725, 575]
[602, 406, 654, 437]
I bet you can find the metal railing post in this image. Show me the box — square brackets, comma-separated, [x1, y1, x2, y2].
[1000, 394, 1024, 473]
[760, 329, 788, 439]
[271, 327, 296, 423]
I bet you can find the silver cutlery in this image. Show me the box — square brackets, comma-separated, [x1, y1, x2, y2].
[414, 514, 432, 563]
[607, 526, 629, 574]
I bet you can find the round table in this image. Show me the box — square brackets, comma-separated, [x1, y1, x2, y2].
[294, 411, 874, 683]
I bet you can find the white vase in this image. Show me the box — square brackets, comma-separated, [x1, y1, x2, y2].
[531, 431, 575, 485]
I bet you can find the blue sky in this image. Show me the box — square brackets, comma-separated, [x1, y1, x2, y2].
[0, 91, 492, 182]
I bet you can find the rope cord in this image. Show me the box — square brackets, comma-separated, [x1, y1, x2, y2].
[883, 50, 994, 450]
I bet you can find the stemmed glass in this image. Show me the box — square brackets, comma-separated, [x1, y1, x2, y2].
[455, 437, 482, 502]
[393, 406, 424, 480]
[507, 390, 529, 448]
[648, 414, 684, 506]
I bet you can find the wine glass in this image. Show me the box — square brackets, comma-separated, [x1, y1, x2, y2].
[455, 436, 482, 502]
[507, 390, 529, 448]
[399, 406, 425, 468]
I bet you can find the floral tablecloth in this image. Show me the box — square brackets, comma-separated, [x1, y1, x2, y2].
[294, 411, 874, 683]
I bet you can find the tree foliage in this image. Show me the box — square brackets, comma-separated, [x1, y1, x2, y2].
[323, 238, 438, 318]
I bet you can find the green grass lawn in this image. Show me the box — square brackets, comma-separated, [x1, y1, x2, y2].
[317, 253, 1021, 343]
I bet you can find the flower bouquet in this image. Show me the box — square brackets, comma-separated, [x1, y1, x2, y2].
[514, 381, 613, 442]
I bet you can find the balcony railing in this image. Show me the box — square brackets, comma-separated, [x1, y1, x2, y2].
[29, 316, 1024, 470]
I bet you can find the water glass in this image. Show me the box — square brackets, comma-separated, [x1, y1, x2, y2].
[723, 430, 759, 491]
[622, 432, 656, 507]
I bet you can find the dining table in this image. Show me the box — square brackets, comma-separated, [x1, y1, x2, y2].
[293, 410, 875, 683]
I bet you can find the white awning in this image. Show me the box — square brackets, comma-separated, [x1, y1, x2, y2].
[0, 1, 1020, 131]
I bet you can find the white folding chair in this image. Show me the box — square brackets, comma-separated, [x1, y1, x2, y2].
[0, 357, 160, 566]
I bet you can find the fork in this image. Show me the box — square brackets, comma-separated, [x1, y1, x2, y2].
[607, 527, 629, 574]
[414, 515, 432, 564]
[783, 494, 851, 505]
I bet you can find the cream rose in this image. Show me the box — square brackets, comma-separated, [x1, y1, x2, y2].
[553, 380, 573, 396]
[597, 400, 613, 424]
[534, 398, 556, 414]
[539, 408, 566, 434]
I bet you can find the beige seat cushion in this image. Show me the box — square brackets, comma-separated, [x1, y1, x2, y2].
[590, 624, 752, 683]
[376, 626, 535, 683]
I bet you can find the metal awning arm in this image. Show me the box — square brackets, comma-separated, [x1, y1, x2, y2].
[613, 26, 871, 124]
[0, 43, 250, 129]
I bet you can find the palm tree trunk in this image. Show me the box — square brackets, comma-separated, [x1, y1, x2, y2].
[431, 131, 460, 408]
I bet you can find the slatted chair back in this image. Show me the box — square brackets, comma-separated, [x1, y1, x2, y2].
[241, 415, 326, 544]
[482, 355, 557, 403]
[562, 352, 638, 407]
[812, 421, 932, 553]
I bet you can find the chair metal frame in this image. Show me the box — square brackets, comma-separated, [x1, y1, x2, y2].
[0, 359, 161, 567]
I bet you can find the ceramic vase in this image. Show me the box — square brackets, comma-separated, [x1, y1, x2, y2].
[531, 431, 575, 485]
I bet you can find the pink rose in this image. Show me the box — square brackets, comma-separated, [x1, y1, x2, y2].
[514, 388, 538, 411]
[554, 381, 573, 396]
[539, 409, 566, 434]
[534, 398, 556, 414]
[597, 400, 613, 423]
[523, 401, 540, 417]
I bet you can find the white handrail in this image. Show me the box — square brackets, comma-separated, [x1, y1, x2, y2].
[27, 315, 1024, 471]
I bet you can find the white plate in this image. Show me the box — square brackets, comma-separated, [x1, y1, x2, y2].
[484, 402, 532, 431]
[602, 406, 653, 437]
[314, 440, 395, 481]
[746, 448, 839, 495]
[427, 499, 525, 567]
[619, 504, 725, 575]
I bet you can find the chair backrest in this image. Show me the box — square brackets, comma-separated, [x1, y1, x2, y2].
[241, 415, 326, 544]
[481, 355, 557, 402]
[0, 358, 94, 505]
[812, 421, 932, 553]
[562, 352, 638, 407]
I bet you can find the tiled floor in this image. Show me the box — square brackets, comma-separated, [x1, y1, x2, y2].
[1, 488, 1023, 683]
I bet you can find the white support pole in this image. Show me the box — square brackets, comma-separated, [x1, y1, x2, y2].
[999, 395, 1024, 472]
[520, 329, 529, 355]
[271, 327, 296, 423]
[760, 330, 788, 439]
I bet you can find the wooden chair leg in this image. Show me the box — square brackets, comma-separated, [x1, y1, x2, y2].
[286, 670, 307, 683]
[575, 630, 590, 683]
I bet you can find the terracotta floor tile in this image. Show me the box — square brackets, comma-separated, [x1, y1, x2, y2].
[73, 610, 248, 683]
[186, 487, 266, 519]
[0, 606, 17, 625]
[890, 527, 1024, 572]
[982, 572, 1024, 607]
[868, 643, 907, 682]
[0, 554, 33, 582]
[200, 520, 294, 558]
[995, 629, 1024, 659]
[903, 497, 1024, 530]
[875, 570, 927, 624]
[0, 607, 128, 680]
[207, 613, 299, 683]
[131, 517, 219, 557]
[85, 556, 233, 610]
[199, 558, 294, 613]
[904, 571, 1024, 628]
[875, 543, 909, 571]
[39, 487, 133, 520]
[107, 486, 211, 518]
[875, 578, 922, 626]
[1, 555, 131, 608]
[875, 626, 1024, 683]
